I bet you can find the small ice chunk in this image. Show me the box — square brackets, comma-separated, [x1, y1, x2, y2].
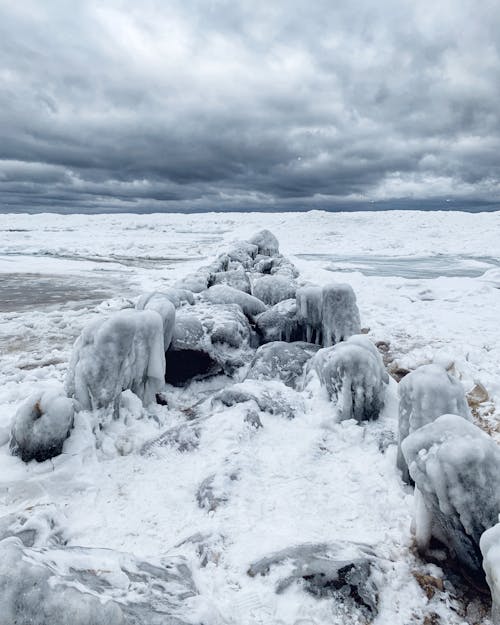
[136, 292, 176, 351]
[10, 388, 74, 463]
[252, 274, 296, 306]
[248, 229, 280, 256]
[321, 283, 361, 346]
[397, 364, 471, 483]
[201, 285, 266, 318]
[313, 335, 388, 422]
[402, 414, 500, 582]
[480, 522, 500, 623]
[66, 309, 165, 416]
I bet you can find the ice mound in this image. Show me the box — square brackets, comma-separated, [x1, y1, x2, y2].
[0, 537, 206, 625]
[248, 541, 380, 615]
[201, 284, 266, 318]
[136, 292, 176, 351]
[248, 229, 280, 256]
[321, 283, 361, 346]
[252, 274, 297, 306]
[165, 303, 255, 385]
[480, 522, 500, 623]
[66, 309, 165, 416]
[10, 387, 74, 462]
[402, 414, 500, 582]
[312, 335, 389, 422]
[397, 364, 471, 483]
[245, 341, 319, 388]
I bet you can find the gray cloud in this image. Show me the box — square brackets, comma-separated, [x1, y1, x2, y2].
[1, 0, 500, 212]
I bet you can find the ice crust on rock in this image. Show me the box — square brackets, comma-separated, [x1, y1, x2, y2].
[208, 268, 251, 293]
[313, 335, 388, 422]
[252, 274, 297, 306]
[402, 414, 500, 582]
[296, 285, 323, 343]
[136, 292, 176, 351]
[321, 283, 361, 346]
[255, 299, 301, 343]
[397, 364, 471, 483]
[0, 537, 204, 625]
[166, 303, 255, 385]
[66, 309, 165, 415]
[480, 523, 500, 624]
[245, 341, 319, 388]
[248, 229, 280, 256]
[10, 387, 74, 462]
[201, 284, 267, 318]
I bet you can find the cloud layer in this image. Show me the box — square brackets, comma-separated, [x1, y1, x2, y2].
[1, 0, 500, 212]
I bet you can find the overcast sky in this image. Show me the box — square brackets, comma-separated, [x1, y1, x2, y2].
[1, 0, 499, 212]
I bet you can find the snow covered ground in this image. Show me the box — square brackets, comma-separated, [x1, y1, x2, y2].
[1, 210, 500, 624]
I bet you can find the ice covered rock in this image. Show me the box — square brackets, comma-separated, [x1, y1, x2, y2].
[225, 240, 258, 267]
[0, 537, 204, 625]
[480, 523, 500, 623]
[402, 414, 500, 582]
[136, 292, 176, 351]
[253, 255, 299, 278]
[248, 541, 379, 615]
[10, 388, 74, 463]
[245, 341, 319, 388]
[252, 274, 297, 306]
[201, 285, 266, 318]
[213, 379, 305, 419]
[313, 335, 389, 422]
[321, 283, 361, 346]
[296, 285, 323, 344]
[208, 267, 251, 293]
[66, 310, 165, 416]
[397, 364, 471, 483]
[174, 272, 209, 293]
[255, 299, 301, 343]
[152, 287, 194, 308]
[248, 229, 279, 256]
[165, 303, 255, 386]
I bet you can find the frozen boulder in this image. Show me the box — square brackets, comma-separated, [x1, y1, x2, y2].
[165, 303, 255, 386]
[174, 272, 210, 293]
[136, 292, 176, 351]
[480, 523, 500, 623]
[296, 285, 323, 344]
[252, 274, 296, 306]
[225, 240, 258, 267]
[201, 285, 266, 318]
[0, 537, 203, 625]
[397, 364, 471, 483]
[313, 335, 389, 422]
[255, 299, 301, 343]
[152, 287, 194, 308]
[208, 268, 251, 293]
[66, 310, 165, 415]
[402, 414, 500, 583]
[248, 541, 379, 615]
[248, 229, 279, 256]
[245, 341, 319, 388]
[10, 388, 74, 463]
[321, 283, 361, 346]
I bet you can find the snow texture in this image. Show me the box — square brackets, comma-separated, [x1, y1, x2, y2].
[10, 387, 74, 462]
[0, 536, 206, 625]
[248, 229, 280, 256]
[245, 341, 319, 388]
[480, 522, 500, 624]
[66, 309, 165, 416]
[397, 364, 471, 483]
[136, 292, 176, 351]
[313, 335, 389, 422]
[402, 414, 500, 582]
[201, 284, 267, 318]
[252, 274, 297, 306]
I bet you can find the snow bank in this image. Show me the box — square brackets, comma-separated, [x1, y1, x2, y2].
[402, 414, 500, 581]
[10, 387, 74, 462]
[397, 364, 471, 483]
[66, 310, 165, 416]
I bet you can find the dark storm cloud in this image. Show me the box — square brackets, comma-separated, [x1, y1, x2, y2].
[1, 0, 500, 212]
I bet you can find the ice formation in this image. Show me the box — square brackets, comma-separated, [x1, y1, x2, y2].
[136, 292, 176, 351]
[313, 335, 388, 422]
[255, 299, 301, 343]
[208, 267, 251, 293]
[245, 341, 318, 388]
[402, 414, 500, 582]
[480, 522, 500, 623]
[252, 274, 297, 306]
[248, 228, 280, 256]
[201, 284, 267, 318]
[321, 283, 361, 346]
[66, 309, 165, 415]
[165, 303, 254, 385]
[0, 537, 204, 625]
[296, 285, 323, 343]
[397, 364, 471, 482]
[10, 388, 74, 462]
